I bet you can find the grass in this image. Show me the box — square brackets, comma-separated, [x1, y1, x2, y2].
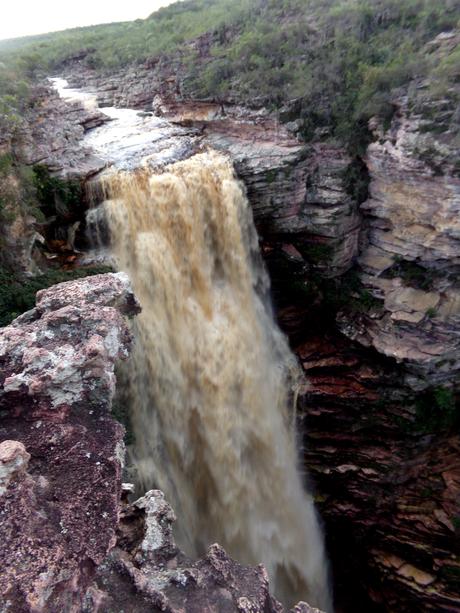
[0, 0, 458, 148]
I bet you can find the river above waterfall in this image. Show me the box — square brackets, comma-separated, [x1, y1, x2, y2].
[51, 76, 332, 611]
[50, 77, 199, 170]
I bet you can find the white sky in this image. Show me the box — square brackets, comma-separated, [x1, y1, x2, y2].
[0, 0, 180, 41]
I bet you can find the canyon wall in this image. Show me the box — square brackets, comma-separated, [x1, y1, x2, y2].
[1, 28, 458, 610]
[59, 35, 460, 611]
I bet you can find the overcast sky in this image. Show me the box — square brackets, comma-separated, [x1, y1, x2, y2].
[1, 0, 180, 41]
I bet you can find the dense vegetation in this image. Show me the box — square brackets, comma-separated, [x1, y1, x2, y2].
[1, 0, 459, 145]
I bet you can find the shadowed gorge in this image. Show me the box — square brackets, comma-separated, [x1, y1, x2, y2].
[96, 151, 331, 611]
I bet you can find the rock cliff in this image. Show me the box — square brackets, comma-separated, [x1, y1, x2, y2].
[0, 273, 139, 611]
[341, 94, 460, 389]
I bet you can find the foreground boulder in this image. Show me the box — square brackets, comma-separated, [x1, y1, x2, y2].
[0, 273, 139, 611]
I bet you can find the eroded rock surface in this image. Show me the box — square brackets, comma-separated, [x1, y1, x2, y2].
[0, 273, 139, 612]
[84, 489, 323, 613]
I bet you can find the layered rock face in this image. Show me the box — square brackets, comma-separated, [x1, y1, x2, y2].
[297, 332, 459, 612]
[209, 130, 361, 278]
[253, 108, 459, 611]
[301, 51, 460, 611]
[342, 99, 460, 388]
[342, 32, 460, 388]
[0, 273, 325, 613]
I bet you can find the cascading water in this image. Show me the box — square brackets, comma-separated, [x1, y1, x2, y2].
[92, 150, 331, 611]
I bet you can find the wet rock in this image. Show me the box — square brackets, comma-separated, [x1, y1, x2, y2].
[290, 605, 324, 613]
[0, 82, 110, 273]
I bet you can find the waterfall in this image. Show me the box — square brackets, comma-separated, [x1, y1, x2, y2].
[94, 150, 331, 611]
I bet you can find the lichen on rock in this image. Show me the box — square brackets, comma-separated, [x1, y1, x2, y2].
[0, 272, 140, 612]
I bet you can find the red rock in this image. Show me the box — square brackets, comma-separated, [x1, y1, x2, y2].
[0, 273, 139, 612]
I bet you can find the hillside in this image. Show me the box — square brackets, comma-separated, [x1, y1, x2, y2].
[1, 0, 459, 146]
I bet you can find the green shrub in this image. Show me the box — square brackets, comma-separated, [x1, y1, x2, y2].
[341, 158, 370, 203]
[385, 258, 435, 291]
[0, 153, 13, 174]
[304, 243, 333, 264]
[32, 165, 82, 218]
[415, 386, 458, 433]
